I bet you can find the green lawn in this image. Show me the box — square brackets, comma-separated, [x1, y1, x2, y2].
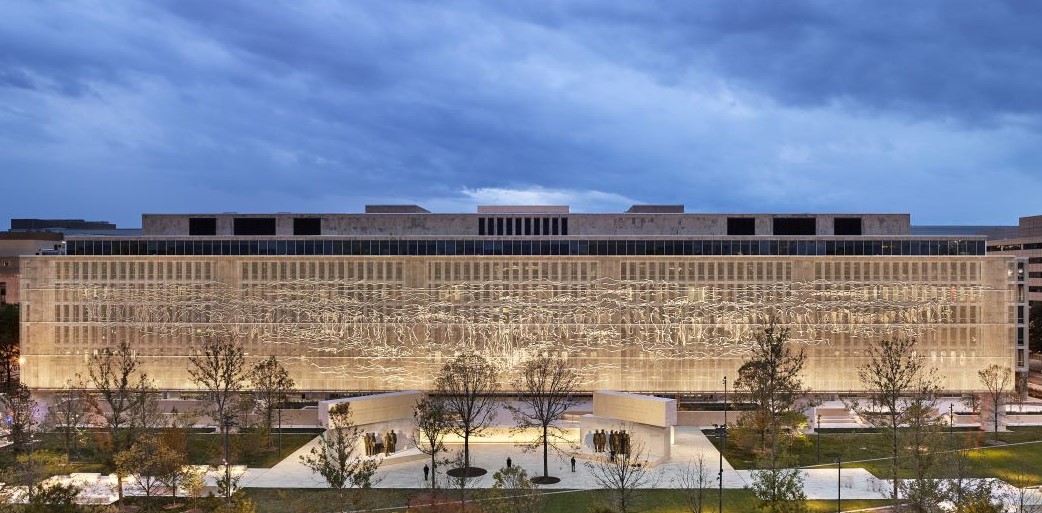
[236, 488, 890, 513]
[0, 429, 320, 481]
[709, 426, 1042, 486]
[542, 489, 887, 513]
[0, 431, 109, 480]
[185, 431, 320, 467]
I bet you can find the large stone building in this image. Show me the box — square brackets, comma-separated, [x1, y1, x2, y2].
[985, 215, 1042, 308]
[18, 206, 1028, 394]
[1, 232, 65, 305]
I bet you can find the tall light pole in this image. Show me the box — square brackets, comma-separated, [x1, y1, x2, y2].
[714, 423, 723, 513]
[836, 455, 842, 513]
[719, 376, 728, 513]
[816, 413, 822, 464]
[949, 402, 954, 434]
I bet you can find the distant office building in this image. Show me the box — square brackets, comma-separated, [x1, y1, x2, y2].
[2, 218, 133, 304]
[0, 232, 65, 304]
[11, 218, 116, 232]
[19, 207, 1027, 394]
[985, 214, 1042, 308]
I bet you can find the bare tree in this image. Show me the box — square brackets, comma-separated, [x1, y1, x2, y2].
[943, 443, 1008, 513]
[1005, 463, 1042, 513]
[249, 355, 295, 451]
[434, 352, 499, 475]
[855, 337, 930, 502]
[943, 441, 975, 509]
[897, 376, 945, 512]
[733, 321, 808, 460]
[187, 335, 248, 502]
[415, 395, 452, 489]
[87, 341, 154, 453]
[0, 304, 18, 388]
[87, 341, 161, 504]
[300, 402, 381, 508]
[0, 382, 37, 455]
[977, 363, 1013, 441]
[130, 378, 166, 435]
[506, 355, 581, 483]
[445, 449, 474, 509]
[675, 455, 713, 513]
[43, 375, 94, 459]
[585, 438, 655, 513]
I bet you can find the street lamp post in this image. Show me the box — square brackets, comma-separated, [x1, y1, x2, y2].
[719, 376, 728, 513]
[714, 423, 723, 513]
[816, 413, 822, 464]
[949, 403, 954, 434]
[836, 455, 842, 513]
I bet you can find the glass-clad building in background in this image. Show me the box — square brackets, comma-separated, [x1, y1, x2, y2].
[19, 206, 1029, 394]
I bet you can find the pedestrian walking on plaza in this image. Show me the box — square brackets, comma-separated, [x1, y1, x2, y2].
[423, 464, 430, 481]
[506, 456, 512, 469]
[571, 456, 576, 472]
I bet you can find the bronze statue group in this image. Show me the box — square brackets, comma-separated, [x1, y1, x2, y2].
[363, 429, 398, 457]
[590, 429, 630, 459]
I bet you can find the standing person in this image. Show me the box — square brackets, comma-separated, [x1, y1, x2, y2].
[570, 456, 576, 472]
[506, 456, 512, 469]
[423, 464, 430, 481]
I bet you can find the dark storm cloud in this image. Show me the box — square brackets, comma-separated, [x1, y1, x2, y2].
[517, 1, 1042, 125]
[1, 0, 1040, 226]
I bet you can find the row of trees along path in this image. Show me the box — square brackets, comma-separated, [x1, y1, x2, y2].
[1, 336, 298, 510]
[727, 320, 1019, 513]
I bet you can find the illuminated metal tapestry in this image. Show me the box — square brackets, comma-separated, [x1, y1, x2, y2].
[77, 277, 987, 388]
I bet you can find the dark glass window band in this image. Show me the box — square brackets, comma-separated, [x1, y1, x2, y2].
[65, 239, 986, 257]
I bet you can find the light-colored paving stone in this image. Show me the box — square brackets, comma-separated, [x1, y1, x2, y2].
[234, 426, 883, 499]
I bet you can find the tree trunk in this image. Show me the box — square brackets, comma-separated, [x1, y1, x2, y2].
[431, 453, 437, 489]
[223, 422, 232, 502]
[543, 425, 549, 478]
[994, 398, 1000, 440]
[463, 431, 470, 469]
[891, 413, 899, 503]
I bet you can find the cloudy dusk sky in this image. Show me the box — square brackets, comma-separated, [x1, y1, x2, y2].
[2, 1, 1041, 227]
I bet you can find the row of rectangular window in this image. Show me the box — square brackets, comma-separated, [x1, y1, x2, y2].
[65, 239, 986, 257]
[987, 242, 1042, 252]
[478, 217, 568, 236]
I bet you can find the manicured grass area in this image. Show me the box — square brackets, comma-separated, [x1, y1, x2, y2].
[709, 425, 1042, 486]
[185, 431, 321, 468]
[542, 489, 887, 513]
[709, 430, 895, 469]
[0, 429, 320, 482]
[852, 439, 1042, 486]
[234, 488, 888, 513]
[0, 432, 108, 479]
[245, 488, 409, 513]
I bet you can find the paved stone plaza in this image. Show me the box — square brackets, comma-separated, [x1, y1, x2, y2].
[237, 426, 887, 500]
[22, 398, 1042, 507]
